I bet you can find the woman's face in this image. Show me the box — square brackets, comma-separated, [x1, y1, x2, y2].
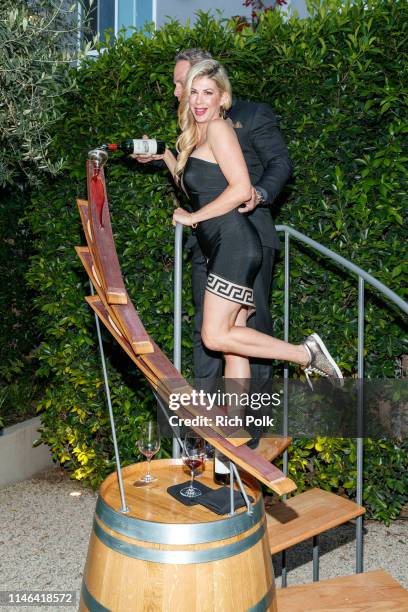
[188, 76, 227, 124]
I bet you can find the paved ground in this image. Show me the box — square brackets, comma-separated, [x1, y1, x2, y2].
[1, 467, 407, 612]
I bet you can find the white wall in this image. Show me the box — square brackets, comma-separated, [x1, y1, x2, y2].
[0, 417, 54, 487]
[285, 0, 309, 19]
[156, 0, 253, 28]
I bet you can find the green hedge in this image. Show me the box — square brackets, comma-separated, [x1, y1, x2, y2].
[0, 189, 41, 427]
[25, 1, 407, 518]
[0, 0, 90, 428]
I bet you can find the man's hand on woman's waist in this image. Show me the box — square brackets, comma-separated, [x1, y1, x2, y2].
[238, 186, 268, 213]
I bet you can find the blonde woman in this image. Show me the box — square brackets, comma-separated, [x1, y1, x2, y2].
[163, 60, 342, 385]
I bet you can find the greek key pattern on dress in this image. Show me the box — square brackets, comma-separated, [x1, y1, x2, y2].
[206, 273, 254, 307]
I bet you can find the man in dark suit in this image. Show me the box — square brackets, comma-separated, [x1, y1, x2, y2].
[135, 49, 292, 381]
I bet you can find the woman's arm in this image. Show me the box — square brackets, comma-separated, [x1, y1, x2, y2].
[163, 148, 177, 178]
[190, 119, 252, 224]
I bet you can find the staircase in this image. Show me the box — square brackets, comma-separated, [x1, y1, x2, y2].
[251, 435, 367, 590]
[266, 488, 365, 556]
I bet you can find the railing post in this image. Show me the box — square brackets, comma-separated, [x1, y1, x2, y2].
[270, 224, 407, 583]
[172, 223, 183, 458]
[356, 277, 365, 573]
[313, 535, 320, 582]
[283, 230, 290, 468]
[281, 230, 290, 588]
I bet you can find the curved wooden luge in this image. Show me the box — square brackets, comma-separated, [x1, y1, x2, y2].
[76, 203, 154, 355]
[86, 166, 127, 304]
[75, 161, 296, 496]
[79, 460, 277, 612]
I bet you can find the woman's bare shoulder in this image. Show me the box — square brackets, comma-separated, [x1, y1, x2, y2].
[207, 118, 235, 138]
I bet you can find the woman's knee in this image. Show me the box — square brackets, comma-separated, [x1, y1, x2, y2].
[201, 325, 228, 352]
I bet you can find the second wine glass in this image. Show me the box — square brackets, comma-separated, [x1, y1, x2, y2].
[135, 421, 160, 486]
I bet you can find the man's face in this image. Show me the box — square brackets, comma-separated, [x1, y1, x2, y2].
[173, 60, 191, 101]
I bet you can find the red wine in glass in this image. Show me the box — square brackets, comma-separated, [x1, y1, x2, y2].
[140, 449, 157, 460]
[180, 433, 206, 498]
[183, 456, 205, 472]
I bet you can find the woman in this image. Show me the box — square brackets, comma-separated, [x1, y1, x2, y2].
[163, 60, 342, 386]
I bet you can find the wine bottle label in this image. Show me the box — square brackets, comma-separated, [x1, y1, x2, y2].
[214, 455, 230, 475]
[132, 139, 158, 154]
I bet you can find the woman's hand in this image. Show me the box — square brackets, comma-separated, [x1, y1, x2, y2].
[163, 149, 177, 177]
[172, 207, 197, 227]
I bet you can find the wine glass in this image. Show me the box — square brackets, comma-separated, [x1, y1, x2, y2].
[180, 433, 206, 498]
[134, 421, 160, 486]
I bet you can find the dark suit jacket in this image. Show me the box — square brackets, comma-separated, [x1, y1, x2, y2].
[184, 99, 291, 250]
[227, 99, 292, 249]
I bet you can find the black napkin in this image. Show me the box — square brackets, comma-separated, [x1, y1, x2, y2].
[167, 480, 213, 506]
[198, 486, 254, 515]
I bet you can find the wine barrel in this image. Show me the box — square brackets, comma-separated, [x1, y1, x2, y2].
[79, 459, 276, 612]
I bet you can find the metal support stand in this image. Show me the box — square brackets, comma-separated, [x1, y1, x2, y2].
[227, 461, 254, 516]
[172, 223, 183, 458]
[231, 463, 253, 515]
[90, 282, 129, 513]
[229, 462, 235, 516]
[281, 550, 287, 588]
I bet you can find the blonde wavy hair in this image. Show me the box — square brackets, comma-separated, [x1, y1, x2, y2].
[174, 60, 232, 182]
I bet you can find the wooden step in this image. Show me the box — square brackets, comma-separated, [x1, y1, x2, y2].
[266, 488, 365, 555]
[276, 570, 408, 610]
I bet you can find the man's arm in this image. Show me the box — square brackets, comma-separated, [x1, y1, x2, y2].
[247, 103, 292, 208]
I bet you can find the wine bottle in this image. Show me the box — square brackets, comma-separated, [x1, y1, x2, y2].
[102, 139, 166, 155]
[213, 450, 230, 485]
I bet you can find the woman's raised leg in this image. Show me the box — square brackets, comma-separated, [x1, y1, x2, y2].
[202, 291, 309, 365]
[223, 307, 251, 379]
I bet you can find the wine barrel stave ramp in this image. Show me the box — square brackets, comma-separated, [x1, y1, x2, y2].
[77, 160, 290, 611]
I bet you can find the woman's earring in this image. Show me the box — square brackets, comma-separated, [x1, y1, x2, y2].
[220, 106, 228, 120]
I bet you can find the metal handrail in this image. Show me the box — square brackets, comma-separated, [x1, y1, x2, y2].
[275, 225, 408, 315]
[171, 222, 407, 585]
[275, 223, 407, 583]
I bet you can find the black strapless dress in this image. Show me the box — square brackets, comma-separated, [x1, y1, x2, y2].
[183, 157, 262, 309]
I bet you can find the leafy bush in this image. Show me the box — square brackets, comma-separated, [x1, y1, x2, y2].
[0, 1, 92, 428]
[282, 437, 408, 523]
[23, 1, 407, 517]
[0, 189, 40, 427]
[0, 0, 92, 188]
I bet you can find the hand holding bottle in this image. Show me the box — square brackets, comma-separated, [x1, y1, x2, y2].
[130, 135, 166, 163]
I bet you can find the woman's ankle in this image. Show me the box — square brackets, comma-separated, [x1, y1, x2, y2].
[298, 344, 310, 367]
